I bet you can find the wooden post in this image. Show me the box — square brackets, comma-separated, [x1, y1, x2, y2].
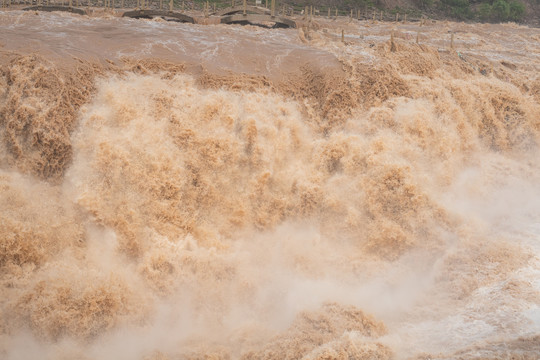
[265, 0, 267, 8]
[243, 0, 246, 15]
[396, 13, 399, 22]
[213, 2, 215, 12]
[270, 0, 274, 17]
[390, 30, 396, 52]
[335, 8, 337, 19]
[341, 29, 344, 43]
[327, 7, 330, 18]
[160, 0, 162, 10]
[205, 0, 208, 17]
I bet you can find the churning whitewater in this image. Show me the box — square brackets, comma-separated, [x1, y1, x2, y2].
[1, 9, 540, 360]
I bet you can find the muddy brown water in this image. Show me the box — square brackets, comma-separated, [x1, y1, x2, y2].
[1, 10, 540, 360]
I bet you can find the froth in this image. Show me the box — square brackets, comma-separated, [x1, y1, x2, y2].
[1, 14, 540, 360]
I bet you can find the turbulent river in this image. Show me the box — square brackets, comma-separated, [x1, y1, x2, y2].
[1, 9, 540, 360]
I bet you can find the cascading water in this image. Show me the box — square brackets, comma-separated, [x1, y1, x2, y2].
[1, 10, 540, 360]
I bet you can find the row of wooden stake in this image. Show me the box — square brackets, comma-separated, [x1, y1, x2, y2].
[336, 27, 456, 52]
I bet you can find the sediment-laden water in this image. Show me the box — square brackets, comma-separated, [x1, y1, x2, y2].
[1, 10, 540, 360]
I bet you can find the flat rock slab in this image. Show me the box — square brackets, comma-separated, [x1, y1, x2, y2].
[221, 14, 296, 28]
[23, 5, 86, 15]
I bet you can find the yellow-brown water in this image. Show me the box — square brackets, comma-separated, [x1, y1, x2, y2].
[1, 10, 540, 360]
